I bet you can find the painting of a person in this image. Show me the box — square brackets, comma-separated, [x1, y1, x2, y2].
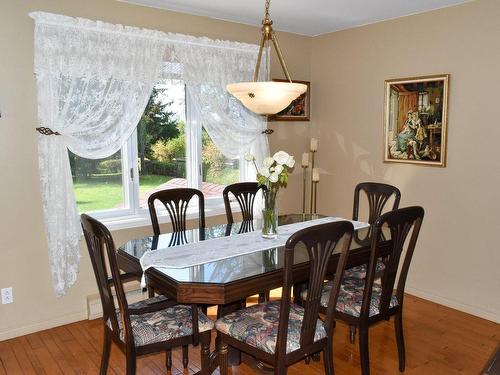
[384, 75, 448, 166]
[397, 110, 417, 152]
[414, 112, 427, 145]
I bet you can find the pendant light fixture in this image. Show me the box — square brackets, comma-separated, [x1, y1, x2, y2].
[226, 0, 307, 115]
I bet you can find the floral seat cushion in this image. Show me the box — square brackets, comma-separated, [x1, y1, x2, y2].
[108, 304, 214, 347]
[300, 277, 398, 317]
[215, 301, 326, 355]
[337, 277, 399, 317]
[343, 259, 386, 279]
[127, 295, 169, 310]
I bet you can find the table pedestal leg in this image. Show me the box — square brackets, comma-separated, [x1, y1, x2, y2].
[199, 330, 213, 375]
[218, 300, 244, 365]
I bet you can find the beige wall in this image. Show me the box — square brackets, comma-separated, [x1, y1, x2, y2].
[0, 0, 311, 340]
[1, 0, 499, 341]
[310, 0, 500, 322]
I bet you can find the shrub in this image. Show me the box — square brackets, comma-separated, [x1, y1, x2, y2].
[151, 136, 185, 163]
[202, 140, 226, 175]
[97, 159, 122, 174]
[142, 159, 185, 178]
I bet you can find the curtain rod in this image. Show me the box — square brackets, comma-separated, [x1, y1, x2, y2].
[30, 12, 260, 54]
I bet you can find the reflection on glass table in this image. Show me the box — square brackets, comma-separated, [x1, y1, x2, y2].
[118, 214, 384, 286]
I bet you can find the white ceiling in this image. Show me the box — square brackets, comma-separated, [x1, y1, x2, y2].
[120, 0, 472, 36]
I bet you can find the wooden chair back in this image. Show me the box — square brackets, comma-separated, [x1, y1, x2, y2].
[223, 182, 265, 224]
[280, 221, 354, 357]
[148, 188, 205, 235]
[80, 214, 133, 347]
[353, 182, 401, 224]
[362, 206, 424, 319]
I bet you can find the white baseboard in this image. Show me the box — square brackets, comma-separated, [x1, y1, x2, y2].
[0, 310, 88, 342]
[87, 286, 146, 320]
[0, 285, 146, 341]
[406, 287, 500, 323]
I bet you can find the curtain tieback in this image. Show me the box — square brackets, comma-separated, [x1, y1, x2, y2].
[261, 129, 274, 135]
[36, 127, 61, 136]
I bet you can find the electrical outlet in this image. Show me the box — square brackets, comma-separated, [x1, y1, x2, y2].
[1, 287, 13, 304]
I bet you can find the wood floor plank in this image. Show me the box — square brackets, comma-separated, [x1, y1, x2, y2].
[70, 321, 120, 375]
[39, 330, 78, 374]
[0, 340, 24, 374]
[29, 332, 64, 375]
[1, 294, 498, 374]
[17, 336, 45, 374]
[9, 338, 37, 375]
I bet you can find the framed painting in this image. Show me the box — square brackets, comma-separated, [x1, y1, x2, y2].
[268, 79, 310, 121]
[384, 74, 449, 167]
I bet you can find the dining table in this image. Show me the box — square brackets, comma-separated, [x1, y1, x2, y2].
[116, 213, 391, 374]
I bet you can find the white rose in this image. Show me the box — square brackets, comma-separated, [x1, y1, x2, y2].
[274, 164, 284, 174]
[285, 156, 295, 168]
[269, 172, 279, 183]
[263, 157, 274, 168]
[273, 150, 290, 165]
[259, 167, 270, 178]
[244, 153, 255, 162]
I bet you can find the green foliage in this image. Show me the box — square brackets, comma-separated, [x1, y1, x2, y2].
[143, 159, 185, 178]
[201, 127, 233, 183]
[68, 151, 99, 178]
[151, 128, 186, 163]
[97, 159, 121, 174]
[202, 141, 226, 174]
[137, 86, 180, 169]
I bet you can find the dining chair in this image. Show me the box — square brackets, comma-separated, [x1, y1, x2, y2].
[147, 188, 205, 297]
[148, 188, 205, 236]
[223, 182, 269, 303]
[215, 220, 354, 375]
[341, 182, 402, 342]
[301, 206, 424, 375]
[81, 214, 213, 375]
[346, 182, 402, 277]
[223, 182, 266, 223]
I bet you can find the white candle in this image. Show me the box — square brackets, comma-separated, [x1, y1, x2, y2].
[312, 168, 320, 182]
[310, 138, 318, 151]
[301, 152, 309, 167]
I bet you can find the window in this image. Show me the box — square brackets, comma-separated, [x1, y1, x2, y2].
[201, 128, 240, 197]
[70, 79, 243, 220]
[418, 91, 429, 113]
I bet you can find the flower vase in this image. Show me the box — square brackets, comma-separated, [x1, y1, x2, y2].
[262, 189, 278, 239]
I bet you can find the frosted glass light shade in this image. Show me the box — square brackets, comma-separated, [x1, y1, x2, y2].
[227, 81, 307, 115]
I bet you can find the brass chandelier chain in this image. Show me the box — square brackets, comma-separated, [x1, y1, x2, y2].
[252, 0, 293, 83]
[264, 0, 271, 21]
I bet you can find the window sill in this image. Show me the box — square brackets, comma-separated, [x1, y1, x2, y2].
[100, 198, 237, 232]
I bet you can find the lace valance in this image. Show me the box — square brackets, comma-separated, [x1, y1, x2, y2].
[30, 12, 262, 86]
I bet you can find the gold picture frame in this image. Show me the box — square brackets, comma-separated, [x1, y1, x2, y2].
[268, 79, 310, 121]
[384, 74, 449, 167]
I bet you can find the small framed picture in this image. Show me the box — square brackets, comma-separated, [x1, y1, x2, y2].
[268, 79, 310, 121]
[384, 74, 449, 167]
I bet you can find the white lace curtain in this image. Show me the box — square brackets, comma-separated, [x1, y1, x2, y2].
[159, 36, 269, 177]
[30, 12, 268, 296]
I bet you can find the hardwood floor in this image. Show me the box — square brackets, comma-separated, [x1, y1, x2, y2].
[0, 294, 498, 374]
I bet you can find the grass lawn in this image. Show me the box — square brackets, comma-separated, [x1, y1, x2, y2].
[139, 174, 172, 194]
[205, 168, 239, 185]
[73, 174, 171, 212]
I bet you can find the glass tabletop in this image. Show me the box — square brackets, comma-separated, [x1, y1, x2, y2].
[118, 214, 375, 284]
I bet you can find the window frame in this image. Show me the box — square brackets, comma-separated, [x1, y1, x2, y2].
[79, 81, 245, 227]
